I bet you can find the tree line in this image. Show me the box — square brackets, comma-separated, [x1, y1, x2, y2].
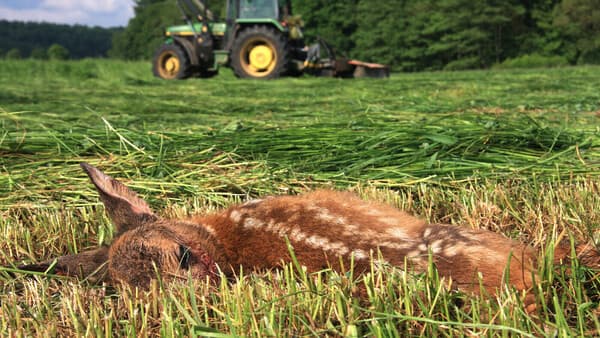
[0, 20, 118, 59]
[294, 0, 600, 70]
[2, 0, 599, 71]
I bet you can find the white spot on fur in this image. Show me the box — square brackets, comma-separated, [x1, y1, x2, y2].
[429, 240, 444, 254]
[343, 223, 360, 233]
[351, 249, 368, 260]
[405, 250, 422, 258]
[378, 241, 415, 250]
[423, 228, 432, 238]
[385, 227, 409, 240]
[289, 227, 307, 242]
[305, 235, 326, 248]
[243, 217, 263, 229]
[305, 234, 349, 255]
[266, 219, 287, 238]
[444, 246, 459, 257]
[230, 210, 242, 223]
[243, 217, 352, 256]
[312, 206, 347, 226]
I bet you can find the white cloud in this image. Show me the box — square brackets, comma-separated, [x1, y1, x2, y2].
[0, 6, 87, 23]
[41, 0, 123, 14]
[0, 1, 134, 27]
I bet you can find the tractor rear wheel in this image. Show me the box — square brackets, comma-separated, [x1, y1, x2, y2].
[152, 44, 191, 80]
[231, 26, 289, 79]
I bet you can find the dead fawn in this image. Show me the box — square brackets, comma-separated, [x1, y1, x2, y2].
[14, 163, 600, 311]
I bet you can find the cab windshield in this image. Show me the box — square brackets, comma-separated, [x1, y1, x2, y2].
[239, 0, 278, 19]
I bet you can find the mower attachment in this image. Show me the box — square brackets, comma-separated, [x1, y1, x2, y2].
[301, 38, 390, 78]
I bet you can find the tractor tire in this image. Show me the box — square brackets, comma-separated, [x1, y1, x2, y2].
[152, 44, 192, 80]
[230, 26, 289, 79]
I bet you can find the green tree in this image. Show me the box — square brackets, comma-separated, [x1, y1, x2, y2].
[352, 0, 408, 68]
[424, 0, 525, 70]
[30, 47, 48, 59]
[553, 0, 600, 64]
[6, 48, 21, 59]
[0, 20, 115, 59]
[517, 0, 565, 57]
[48, 44, 70, 60]
[292, 0, 358, 54]
[110, 1, 179, 59]
[352, 0, 528, 71]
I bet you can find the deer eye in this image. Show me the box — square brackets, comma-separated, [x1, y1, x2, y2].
[178, 244, 192, 270]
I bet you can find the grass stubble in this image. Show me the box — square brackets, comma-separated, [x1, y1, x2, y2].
[0, 60, 599, 336]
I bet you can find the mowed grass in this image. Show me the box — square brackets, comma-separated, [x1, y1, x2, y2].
[1, 59, 600, 336]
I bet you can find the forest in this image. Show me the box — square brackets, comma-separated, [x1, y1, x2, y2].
[1, 0, 599, 71]
[0, 20, 118, 59]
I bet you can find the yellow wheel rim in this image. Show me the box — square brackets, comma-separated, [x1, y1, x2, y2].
[240, 38, 277, 77]
[249, 45, 273, 70]
[157, 52, 181, 79]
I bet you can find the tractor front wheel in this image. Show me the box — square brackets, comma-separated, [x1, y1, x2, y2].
[231, 26, 289, 79]
[152, 44, 191, 80]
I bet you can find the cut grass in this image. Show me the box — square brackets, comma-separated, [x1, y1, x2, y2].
[1, 193, 599, 337]
[0, 60, 599, 336]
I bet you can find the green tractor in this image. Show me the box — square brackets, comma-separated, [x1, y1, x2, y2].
[152, 0, 389, 80]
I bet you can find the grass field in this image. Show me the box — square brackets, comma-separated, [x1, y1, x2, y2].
[1, 59, 600, 336]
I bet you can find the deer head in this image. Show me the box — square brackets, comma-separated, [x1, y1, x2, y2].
[16, 163, 222, 288]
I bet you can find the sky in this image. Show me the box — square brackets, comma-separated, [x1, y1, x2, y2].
[0, 0, 135, 28]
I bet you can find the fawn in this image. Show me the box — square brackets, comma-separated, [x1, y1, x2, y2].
[15, 163, 600, 311]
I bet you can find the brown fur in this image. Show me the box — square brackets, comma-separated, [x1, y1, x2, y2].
[13, 163, 600, 311]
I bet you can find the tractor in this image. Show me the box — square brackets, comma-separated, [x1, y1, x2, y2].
[152, 0, 389, 80]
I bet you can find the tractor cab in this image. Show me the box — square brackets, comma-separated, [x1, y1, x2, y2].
[229, 0, 292, 20]
[222, 0, 301, 45]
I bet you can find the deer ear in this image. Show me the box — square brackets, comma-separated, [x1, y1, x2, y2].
[81, 163, 157, 234]
[17, 246, 110, 284]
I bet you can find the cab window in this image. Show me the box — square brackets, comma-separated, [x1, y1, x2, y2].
[239, 0, 278, 19]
